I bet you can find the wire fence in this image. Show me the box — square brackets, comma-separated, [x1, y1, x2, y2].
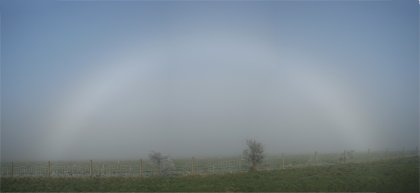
[1, 150, 417, 177]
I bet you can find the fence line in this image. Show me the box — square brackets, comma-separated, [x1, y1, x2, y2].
[1, 150, 417, 177]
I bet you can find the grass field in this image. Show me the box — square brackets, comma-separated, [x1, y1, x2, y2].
[1, 156, 418, 192]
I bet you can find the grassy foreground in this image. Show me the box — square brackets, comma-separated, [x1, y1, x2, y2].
[1, 156, 418, 192]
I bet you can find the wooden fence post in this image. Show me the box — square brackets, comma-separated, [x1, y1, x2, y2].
[11, 161, 14, 177]
[282, 156, 285, 169]
[238, 156, 242, 172]
[90, 160, 93, 177]
[139, 159, 143, 177]
[48, 161, 51, 177]
[117, 160, 120, 175]
[191, 157, 195, 175]
[343, 150, 346, 163]
[212, 160, 215, 174]
[279, 153, 284, 170]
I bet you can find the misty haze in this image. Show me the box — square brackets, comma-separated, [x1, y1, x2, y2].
[1, 0, 418, 192]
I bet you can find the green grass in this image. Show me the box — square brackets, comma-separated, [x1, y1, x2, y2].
[1, 156, 418, 192]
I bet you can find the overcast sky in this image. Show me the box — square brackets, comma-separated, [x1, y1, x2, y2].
[1, 0, 418, 161]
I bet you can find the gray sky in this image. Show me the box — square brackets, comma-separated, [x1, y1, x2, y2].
[1, 0, 418, 161]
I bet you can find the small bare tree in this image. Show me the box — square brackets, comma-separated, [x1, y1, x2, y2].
[149, 151, 167, 175]
[243, 139, 264, 172]
[149, 151, 175, 176]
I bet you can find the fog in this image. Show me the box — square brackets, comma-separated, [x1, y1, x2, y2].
[1, 0, 418, 161]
